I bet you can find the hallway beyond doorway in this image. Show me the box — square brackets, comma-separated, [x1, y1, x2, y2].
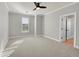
[64, 38, 74, 47]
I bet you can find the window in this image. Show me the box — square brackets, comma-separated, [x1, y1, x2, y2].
[22, 17, 29, 32]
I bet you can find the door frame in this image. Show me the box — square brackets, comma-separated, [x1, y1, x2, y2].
[59, 12, 76, 48]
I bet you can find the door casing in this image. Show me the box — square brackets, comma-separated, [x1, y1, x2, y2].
[59, 12, 76, 48]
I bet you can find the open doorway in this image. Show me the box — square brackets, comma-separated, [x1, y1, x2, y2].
[59, 13, 76, 47]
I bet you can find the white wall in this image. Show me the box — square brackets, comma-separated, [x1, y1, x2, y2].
[0, 3, 8, 53]
[44, 13, 59, 39]
[37, 15, 44, 35]
[44, 3, 79, 47]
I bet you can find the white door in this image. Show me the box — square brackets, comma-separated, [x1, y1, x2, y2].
[66, 18, 71, 39]
[60, 16, 66, 41]
[66, 16, 74, 39]
[60, 15, 74, 41]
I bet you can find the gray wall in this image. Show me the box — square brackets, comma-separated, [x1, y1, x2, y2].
[0, 3, 8, 52]
[36, 15, 44, 35]
[44, 3, 79, 47]
[9, 12, 44, 38]
[9, 12, 35, 38]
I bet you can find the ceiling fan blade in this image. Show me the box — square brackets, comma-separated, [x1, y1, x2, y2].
[34, 2, 37, 7]
[33, 8, 37, 11]
[39, 6, 47, 8]
[33, 2, 47, 10]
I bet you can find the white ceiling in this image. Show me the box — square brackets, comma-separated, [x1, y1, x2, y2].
[7, 2, 74, 15]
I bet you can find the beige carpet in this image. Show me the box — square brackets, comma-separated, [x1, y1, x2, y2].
[6, 36, 79, 57]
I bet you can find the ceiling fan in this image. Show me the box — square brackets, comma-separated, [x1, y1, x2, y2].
[33, 2, 47, 11]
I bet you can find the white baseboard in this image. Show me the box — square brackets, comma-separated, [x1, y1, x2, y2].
[9, 34, 42, 39]
[43, 35, 61, 42]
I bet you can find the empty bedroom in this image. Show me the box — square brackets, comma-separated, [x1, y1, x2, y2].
[0, 1, 79, 57]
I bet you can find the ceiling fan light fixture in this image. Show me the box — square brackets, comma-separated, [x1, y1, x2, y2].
[36, 7, 40, 10]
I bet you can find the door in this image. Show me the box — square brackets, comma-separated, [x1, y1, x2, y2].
[60, 15, 74, 41]
[66, 15, 74, 40]
[60, 16, 66, 41]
